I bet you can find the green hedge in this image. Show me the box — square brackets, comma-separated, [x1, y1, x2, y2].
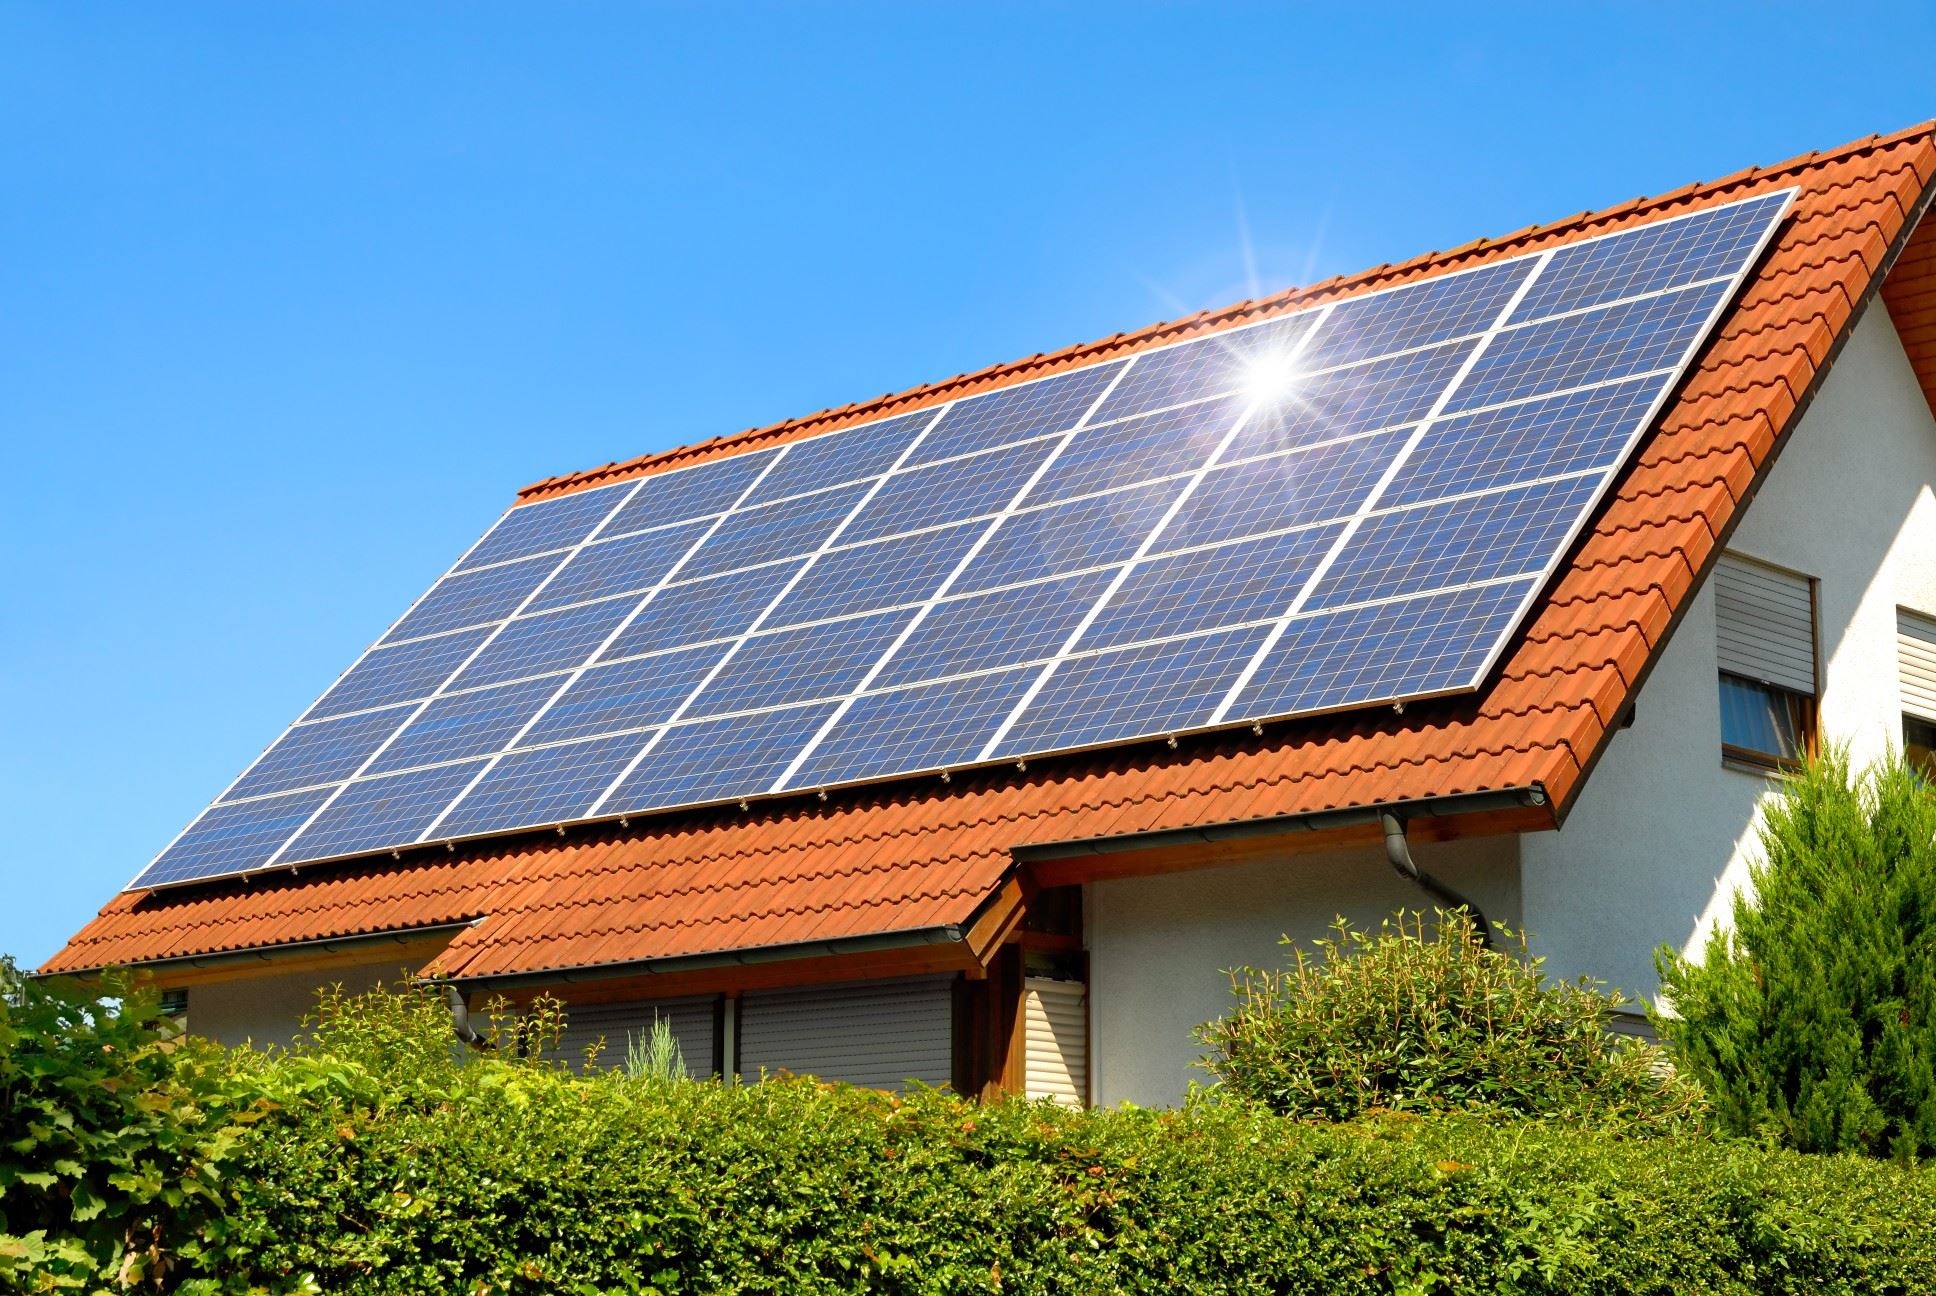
[216, 987, 1936, 1296]
[10, 977, 1936, 1294]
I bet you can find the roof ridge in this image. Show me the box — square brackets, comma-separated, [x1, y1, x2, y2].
[514, 120, 1936, 505]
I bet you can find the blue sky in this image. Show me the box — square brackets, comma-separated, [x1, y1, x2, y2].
[3, 2, 1931, 967]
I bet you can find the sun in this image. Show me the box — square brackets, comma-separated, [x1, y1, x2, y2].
[1241, 351, 1303, 406]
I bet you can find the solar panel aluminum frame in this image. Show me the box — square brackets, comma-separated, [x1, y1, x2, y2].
[127, 186, 1796, 892]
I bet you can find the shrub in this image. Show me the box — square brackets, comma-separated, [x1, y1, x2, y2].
[1656, 747, 1936, 1160]
[0, 957, 249, 1292]
[1197, 909, 1700, 1126]
[11, 979, 1936, 1293]
[207, 996, 1936, 1295]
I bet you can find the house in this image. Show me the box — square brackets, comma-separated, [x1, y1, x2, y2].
[42, 123, 1936, 1109]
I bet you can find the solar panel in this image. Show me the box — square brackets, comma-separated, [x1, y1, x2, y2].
[130, 187, 1794, 891]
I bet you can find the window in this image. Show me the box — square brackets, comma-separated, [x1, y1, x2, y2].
[1714, 555, 1817, 771]
[1901, 609, 1936, 778]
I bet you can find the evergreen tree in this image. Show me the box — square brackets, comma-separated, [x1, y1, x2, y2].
[1656, 748, 1936, 1160]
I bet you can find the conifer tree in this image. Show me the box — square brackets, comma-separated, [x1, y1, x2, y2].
[1656, 748, 1936, 1160]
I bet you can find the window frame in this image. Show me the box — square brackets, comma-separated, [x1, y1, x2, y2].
[1900, 608, 1936, 779]
[1714, 554, 1819, 776]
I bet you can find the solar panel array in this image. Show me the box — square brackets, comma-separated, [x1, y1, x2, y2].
[131, 188, 1794, 890]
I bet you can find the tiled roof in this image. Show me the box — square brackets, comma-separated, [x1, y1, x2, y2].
[44, 124, 1936, 982]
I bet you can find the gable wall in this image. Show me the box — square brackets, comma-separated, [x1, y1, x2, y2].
[1519, 304, 1936, 1006]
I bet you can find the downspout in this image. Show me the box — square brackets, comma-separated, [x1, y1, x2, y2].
[1380, 812, 1494, 949]
[442, 983, 494, 1050]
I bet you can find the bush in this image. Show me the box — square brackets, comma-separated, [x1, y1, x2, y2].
[1197, 910, 1699, 1127]
[203, 990, 1936, 1294]
[1656, 748, 1936, 1160]
[12, 976, 1936, 1293]
[0, 957, 250, 1292]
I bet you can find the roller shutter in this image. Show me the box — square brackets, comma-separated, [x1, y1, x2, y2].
[1902, 610, 1936, 723]
[554, 996, 715, 1075]
[1022, 978, 1087, 1107]
[1715, 556, 1816, 694]
[738, 976, 953, 1091]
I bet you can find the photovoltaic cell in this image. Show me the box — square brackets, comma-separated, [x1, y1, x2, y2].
[130, 189, 1792, 890]
[527, 520, 709, 612]
[598, 560, 806, 661]
[684, 608, 916, 720]
[381, 553, 558, 644]
[457, 484, 625, 571]
[224, 704, 415, 801]
[1299, 259, 1534, 370]
[873, 569, 1116, 689]
[841, 437, 1058, 545]
[1080, 524, 1343, 652]
[679, 483, 868, 579]
[1382, 374, 1663, 509]
[910, 362, 1126, 466]
[1089, 313, 1318, 423]
[1222, 340, 1477, 462]
[605, 703, 841, 814]
[141, 789, 336, 887]
[304, 627, 493, 721]
[785, 667, 1038, 788]
[520, 642, 734, 748]
[765, 520, 982, 629]
[1447, 278, 1730, 413]
[280, 759, 490, 864]
[366, 675, 561, 774]
[450, 597, 640, 691]
[1510, 191, 1790, 325]
[1230, 578, 1537, 719]
[742, 410, 934, 506]
[1025, 396, 1246, 506]
[992, 624, 1273, 758]
[1152, 430, 1406, 554]
[1306, 475, 1602, 612]
[954, 478, 1186, 596]
[601, 449, 777, 538]
[435, 732, 650, 839]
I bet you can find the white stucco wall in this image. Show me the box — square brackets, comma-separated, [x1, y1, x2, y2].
[1085, 835, 1520, 1107]
[184, 957, 413, 1049]
[1520, 305, 1936, 1007]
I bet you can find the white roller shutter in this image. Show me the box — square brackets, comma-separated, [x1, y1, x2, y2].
[738, 976, 953, 1091]
[1715, 556, 1816, 694]
[555, 996, 715, 1075]
[1901, 610, 1936, 723]
[1022, 978, 1087, 1108]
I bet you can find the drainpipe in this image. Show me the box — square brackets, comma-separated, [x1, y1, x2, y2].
[442, 983, 493, 1050]
[1380, 812, 1493, 949]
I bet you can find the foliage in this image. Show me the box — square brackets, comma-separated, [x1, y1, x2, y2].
[1657, 747, 1936, 1160]
[208, 1000, 1936, 1294]
[9, 974, 1936, 1293]
[622, 1015, 689, 1084]
[0, 957, 254, 1293]
[1197, 909, 1700, 1128]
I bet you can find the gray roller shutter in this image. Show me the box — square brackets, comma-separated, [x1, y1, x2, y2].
[1902, 610, 1936, 723]
[1022, 978, 1087, 1107]
[554, 996, 715, 1075]
[738, 976, 953, 1091]
[1715, 556, 1816, 694]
